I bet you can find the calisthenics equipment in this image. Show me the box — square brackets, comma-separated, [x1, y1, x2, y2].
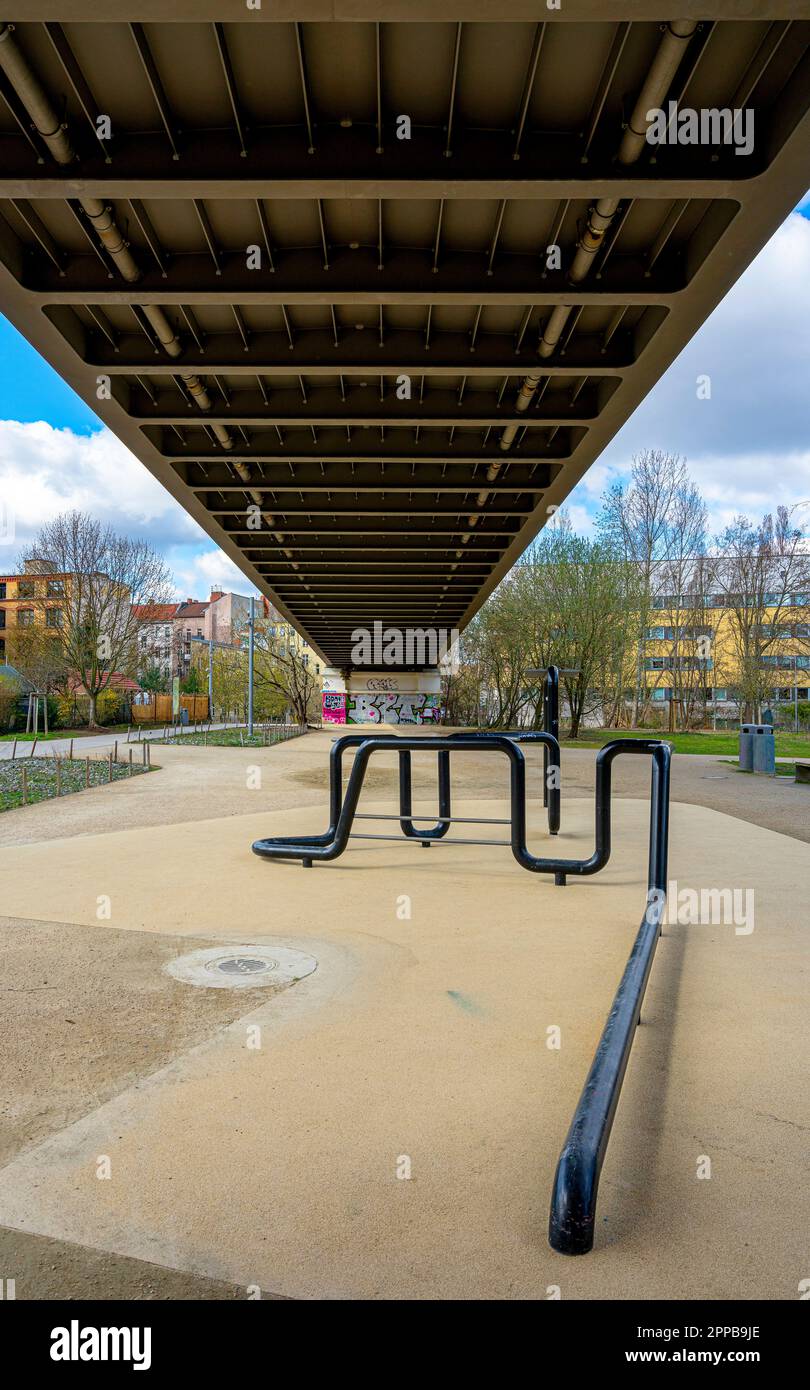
[251, 699, 671, 1256]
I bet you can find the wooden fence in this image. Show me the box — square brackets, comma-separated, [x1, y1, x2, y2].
[131, 694, 209, 724]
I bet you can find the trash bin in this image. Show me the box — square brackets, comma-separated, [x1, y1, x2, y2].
[181, 707, 190, 726]
[740, 723, 775, 775]
[738, 724, 753, 771]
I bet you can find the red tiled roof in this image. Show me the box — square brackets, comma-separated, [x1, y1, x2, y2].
[132, 603, 178, 621]
[67, 672, 143, 693]
[175, 602, 209, 617]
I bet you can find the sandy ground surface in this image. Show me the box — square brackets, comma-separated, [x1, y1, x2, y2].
[0, 728, 807, 1300]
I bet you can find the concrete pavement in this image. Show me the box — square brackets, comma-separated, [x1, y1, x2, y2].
[0, 731, 807, 1299]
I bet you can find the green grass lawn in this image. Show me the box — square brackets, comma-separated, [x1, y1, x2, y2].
[0, 757, 154, 811]
[0, 730, 66, 742]
[152, 727, 304, 748]
[566, 728, 810, 757]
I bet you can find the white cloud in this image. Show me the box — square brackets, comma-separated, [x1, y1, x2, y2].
[567, 210, 810, 538]
[0, 417, 257, 598]
[170, 547, 260, 602]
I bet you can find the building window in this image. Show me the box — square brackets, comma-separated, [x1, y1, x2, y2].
[17, 580, 35, 599]
[0, 582, 6, 600]
[45, 607, 63, 628]
[18, 607, 34, 625]
[46, 579, 65, 597]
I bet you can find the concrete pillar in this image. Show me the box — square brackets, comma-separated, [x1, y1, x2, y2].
[321, 668, 443, 726]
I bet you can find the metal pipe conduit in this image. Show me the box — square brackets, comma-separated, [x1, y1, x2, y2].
[0, 22, 234, 453]
[498, 18, 697, 453]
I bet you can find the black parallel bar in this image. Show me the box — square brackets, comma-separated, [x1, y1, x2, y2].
[446, 724, 559, 834]
[252, 726, 672, 1255]
[251, 733, 661, 888]
[399, 747, 452, 840]
[544, 666, 561, 835]
[548, 742, 671, 1255]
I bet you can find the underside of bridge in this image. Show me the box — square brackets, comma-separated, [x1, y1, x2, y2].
[0, 4, 808, 668]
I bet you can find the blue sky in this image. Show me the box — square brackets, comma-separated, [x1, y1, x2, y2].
[0, 194, 808, 597]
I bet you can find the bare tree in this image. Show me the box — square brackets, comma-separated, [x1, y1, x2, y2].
[249, 615, 320, 725]
[22, 511, 174, 726]
[646, 483, 711, 728]
[711, 506, 810, 721]
[598, 450, 704, 725]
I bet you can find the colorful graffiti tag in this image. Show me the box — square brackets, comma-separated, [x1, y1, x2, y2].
[321, 691, 442, 725]
[346, 693, 441, 725]
[322, 692, 347, 725]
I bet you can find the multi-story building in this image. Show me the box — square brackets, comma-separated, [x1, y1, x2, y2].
[645, 589, 810, 717]
[131, 602, 178, 681]
[131, 588, 322, 684]
[258, 597, 321, 674]
[0, 557, 68, 665]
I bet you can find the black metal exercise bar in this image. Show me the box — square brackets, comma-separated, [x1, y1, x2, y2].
[444, 664, 561, 836]
[252, 728, 672, 1253]
[252, 732, 665, 886]
[549, 740, 671, 1255]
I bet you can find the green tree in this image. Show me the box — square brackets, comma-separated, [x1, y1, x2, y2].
[138, 662, 166, 693]
[181, 665, 204, 695]
[518, 518, 637, 738]
[248, 617, 320, 725]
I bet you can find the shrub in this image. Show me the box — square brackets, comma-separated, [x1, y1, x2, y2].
[0, 676, 20, 731]
[95, 688, 123, 725]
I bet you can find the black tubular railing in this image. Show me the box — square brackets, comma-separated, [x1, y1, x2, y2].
[548, 740, 671, 1255]
[252, 732, 667, 891]
[543, 664, 560, 832]
[254, 726, 672, 1252]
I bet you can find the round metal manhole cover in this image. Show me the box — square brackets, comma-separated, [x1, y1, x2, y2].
[165, 944, 317, 990]
[208, 956, 276, 977]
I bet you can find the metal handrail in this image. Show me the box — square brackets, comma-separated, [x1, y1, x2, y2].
[549, 740, 671, 1254]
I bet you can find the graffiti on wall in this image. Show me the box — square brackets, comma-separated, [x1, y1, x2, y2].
[322, 691, 442, 725]
[347, 693, 441, 725]
[322, 692, 347, 725]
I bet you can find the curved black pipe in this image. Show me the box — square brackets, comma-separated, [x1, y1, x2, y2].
[399, 747, 452, 840]
[252, 729, 672, 1257]
[544, 666, 561, 835]
[548, 742, 671, 1254]
[251, 733, 662, 886]
[446, 726, 560, 835]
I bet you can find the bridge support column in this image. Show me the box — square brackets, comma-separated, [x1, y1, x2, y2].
[322, 668, 443, 726]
